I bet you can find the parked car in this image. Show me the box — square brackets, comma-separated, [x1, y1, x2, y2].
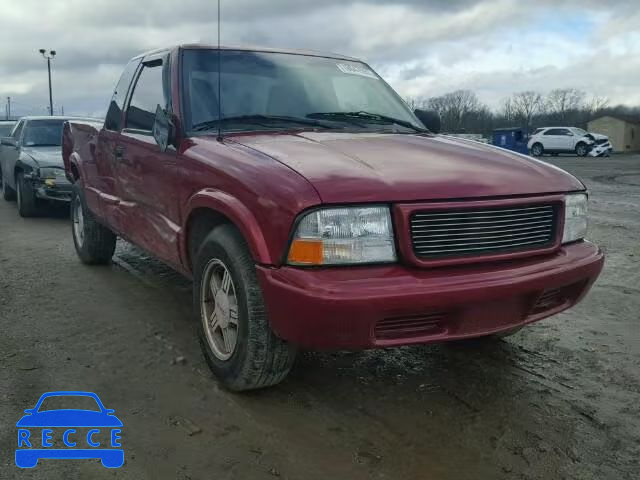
[0, 116, 100, 216]
[527, 127, 613, 157]
[62, 45, 604, 391]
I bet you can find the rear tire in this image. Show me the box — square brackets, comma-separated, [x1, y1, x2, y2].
[71, 182, 116, 264]
[193, 224, 296, 391]
[16, 172, 38, 217]
[530, 143, 544, 157]
[1, 175, 15, 201]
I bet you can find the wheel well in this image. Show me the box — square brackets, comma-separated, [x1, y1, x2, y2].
[186, 208, 234, 269]
[532, 142, 543, 148]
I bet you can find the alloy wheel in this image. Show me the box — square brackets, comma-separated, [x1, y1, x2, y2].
[200, 259, 239, 361]
[72, 196, 85, 247]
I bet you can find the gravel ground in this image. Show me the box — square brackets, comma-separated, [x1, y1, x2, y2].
[1, 154, 639, 479]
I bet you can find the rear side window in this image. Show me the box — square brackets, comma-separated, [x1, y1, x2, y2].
[125, 61, 164, 132]
[544, 128, 563, 135]
[531, 128, 543, 135]
[105, 59, 141, 131]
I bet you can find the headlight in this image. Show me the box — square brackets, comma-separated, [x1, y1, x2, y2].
[38, 167, 65, 179]
[287, 206, 396, 265]
[562, 193, 588, 244]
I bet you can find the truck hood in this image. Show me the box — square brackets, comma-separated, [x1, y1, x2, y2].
[22, 146, 64, 168]
[231, 132, 584, 203]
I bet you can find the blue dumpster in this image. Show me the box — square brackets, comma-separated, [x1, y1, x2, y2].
[492, 127, 529, 154]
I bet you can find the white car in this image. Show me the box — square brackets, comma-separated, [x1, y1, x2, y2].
[527, 127, 613, 157]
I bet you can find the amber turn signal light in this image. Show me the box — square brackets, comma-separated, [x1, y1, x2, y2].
[287, 239, 323, 265]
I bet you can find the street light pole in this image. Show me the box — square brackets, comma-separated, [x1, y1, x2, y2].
[39, 49, 56, 116]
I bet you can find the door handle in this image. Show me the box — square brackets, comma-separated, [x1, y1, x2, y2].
[114, 146, 125, 159]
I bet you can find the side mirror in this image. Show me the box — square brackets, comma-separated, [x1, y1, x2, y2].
[153, 104, 175, 152]
[105, 409, 115, 415]
[1, 137, 17, 147]
[24, 409, 34, 414]
[414, 109, 441, 134]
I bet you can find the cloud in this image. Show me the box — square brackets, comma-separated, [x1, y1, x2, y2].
[0, 0, 637, 116]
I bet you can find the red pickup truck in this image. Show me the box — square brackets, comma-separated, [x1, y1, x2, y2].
[62, 44, 604, 391]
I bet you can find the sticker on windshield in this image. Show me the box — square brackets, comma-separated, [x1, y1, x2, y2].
[336, 63, 378, 79]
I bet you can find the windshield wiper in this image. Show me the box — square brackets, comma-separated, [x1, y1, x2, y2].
[192, 115, 335, 132]
[307, 111, 426, 133]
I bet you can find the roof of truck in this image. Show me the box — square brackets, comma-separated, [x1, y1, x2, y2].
[133, 44, 360, 62]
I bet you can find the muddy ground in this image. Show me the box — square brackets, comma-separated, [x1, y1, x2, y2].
[1, 154, 639, 479]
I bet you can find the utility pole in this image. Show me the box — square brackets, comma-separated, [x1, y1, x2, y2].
[6, 97, 9, 120]
[39, 49, 56, 116]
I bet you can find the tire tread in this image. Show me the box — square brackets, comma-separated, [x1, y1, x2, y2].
[194, 224, 296, 391]
[72, 182, 116, 265]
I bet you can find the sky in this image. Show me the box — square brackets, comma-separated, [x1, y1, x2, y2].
[0, 0, 638, 118]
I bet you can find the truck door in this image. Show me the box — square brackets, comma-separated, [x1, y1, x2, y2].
[94, 58, 141, 229]
[114, 54, 182, 268]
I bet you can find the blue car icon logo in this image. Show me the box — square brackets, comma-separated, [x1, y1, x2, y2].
[16, 391, 123, 468]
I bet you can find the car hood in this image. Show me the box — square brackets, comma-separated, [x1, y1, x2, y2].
[586, 133, 608, 141]
[22, 146, 64, 168]
[231, 132, 584, 203]
[16, 410, 123, 427]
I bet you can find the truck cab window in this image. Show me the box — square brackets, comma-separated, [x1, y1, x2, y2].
[125, 62, 164, 132]
[105, 59, 141, 131]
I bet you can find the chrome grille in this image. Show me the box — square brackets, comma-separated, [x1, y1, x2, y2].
[410, 204, 558, 259]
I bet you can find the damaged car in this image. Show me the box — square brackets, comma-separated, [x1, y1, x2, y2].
[0, 116, 100, 216]
[527, 127, 613, 157]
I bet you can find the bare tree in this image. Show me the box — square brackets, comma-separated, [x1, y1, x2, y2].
[426, 90, 481, 132]
[501, 97, 515, 123]
[546, 88, 585, 122]
[404, 97, 421, 110]
[510, 91, 543, 129]
[586, 94, 610, 115]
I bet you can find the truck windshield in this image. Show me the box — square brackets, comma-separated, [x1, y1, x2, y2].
[23, 120, 65, 147]
[181, 49, 423, 134]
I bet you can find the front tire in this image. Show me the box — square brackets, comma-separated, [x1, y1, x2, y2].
[575, 142, 588, 157]
[71, 182, 116, 264]
[16, 172, 38, 217]
[193, 224, 296, 391]
[530, 143, 544, 157]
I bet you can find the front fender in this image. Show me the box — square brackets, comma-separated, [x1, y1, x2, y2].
[183, 189, 272, 266]
[15, 156, 38, 178]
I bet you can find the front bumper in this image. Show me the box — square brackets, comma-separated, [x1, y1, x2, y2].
[35, 182, 72, 202]
[257, 241, 604, 349]
[587, 142, 613, 157]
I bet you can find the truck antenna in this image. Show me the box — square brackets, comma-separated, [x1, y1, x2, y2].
[216, 0, 223, 142]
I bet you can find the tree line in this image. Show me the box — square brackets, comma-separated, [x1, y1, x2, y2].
[406, 88, 640, 136]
